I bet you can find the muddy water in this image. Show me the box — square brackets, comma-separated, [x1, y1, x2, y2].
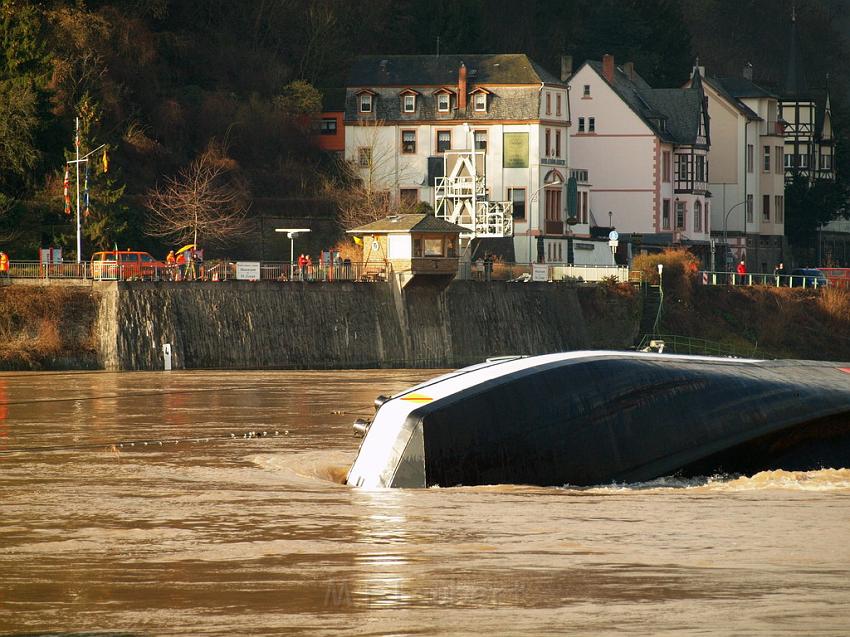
[1, 370, 850, 636]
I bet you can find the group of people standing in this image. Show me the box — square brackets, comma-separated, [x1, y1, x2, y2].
[296, 253, 313, 280]
[165, 248, 204, 281]
[474, 253, 495, 281]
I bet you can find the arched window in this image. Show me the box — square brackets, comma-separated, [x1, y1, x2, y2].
[694, 201, 703, 232]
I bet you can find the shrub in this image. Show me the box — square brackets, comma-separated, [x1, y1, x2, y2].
[632, 248, 699, 305]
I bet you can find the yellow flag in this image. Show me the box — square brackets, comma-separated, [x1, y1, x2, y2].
[102, 148, 109, 173]
[353, 236, 363, 246]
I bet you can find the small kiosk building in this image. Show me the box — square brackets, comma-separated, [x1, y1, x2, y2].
[348, 214, 466, 286]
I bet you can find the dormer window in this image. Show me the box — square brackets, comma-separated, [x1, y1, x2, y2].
[438, 93, 450, 112]
[474, 93, 486, 112]
[399, 89, 419, 114]
[359, 93, 373, 113]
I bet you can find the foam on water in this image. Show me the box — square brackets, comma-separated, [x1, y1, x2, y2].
[573, 468, 850, 494]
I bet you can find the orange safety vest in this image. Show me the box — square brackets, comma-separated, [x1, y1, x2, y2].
[0, 252, 8, 272]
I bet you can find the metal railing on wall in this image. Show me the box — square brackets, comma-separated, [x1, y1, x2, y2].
[2, 260, 832, 290]
[637, 333, 755, 358]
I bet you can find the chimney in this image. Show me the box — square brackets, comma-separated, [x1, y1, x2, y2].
[560, 55, 573, 82]
[602, 54, 615, 82]
[743, 62, 753, 81]
[623, 61, 635, 81]
[458, 62, 467, 110]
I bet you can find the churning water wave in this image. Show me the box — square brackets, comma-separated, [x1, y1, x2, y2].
[574, 468, 850, 493]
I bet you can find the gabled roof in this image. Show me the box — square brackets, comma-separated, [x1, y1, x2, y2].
[348, 214, 468, 234]
[715, 76, 778, 100]
[584, 60, 707, 145]
[347, 54, 561, 86]
[702, 77, 762, 121]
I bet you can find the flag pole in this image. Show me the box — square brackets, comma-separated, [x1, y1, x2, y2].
[75, 116, 81, 264]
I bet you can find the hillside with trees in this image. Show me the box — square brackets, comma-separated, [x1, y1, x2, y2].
[1, 0, 847, 260]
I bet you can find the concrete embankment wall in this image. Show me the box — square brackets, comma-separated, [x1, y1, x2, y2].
[98, 280, 639, 370]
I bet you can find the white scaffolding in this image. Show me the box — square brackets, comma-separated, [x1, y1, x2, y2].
[434, 150, 513, 237]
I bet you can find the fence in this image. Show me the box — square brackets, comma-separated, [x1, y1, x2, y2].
[6, 261, 91, 279]
[3, 260, 383, 283]
[456, 262, 629, 282]
[636, 333, 754, 358]
[698, 270, 828, 288]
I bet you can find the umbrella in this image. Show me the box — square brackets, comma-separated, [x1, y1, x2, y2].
[175, 244, 196, 255]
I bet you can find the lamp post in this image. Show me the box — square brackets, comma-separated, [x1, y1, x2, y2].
[653, 263, 664, 336]
[275, 227, 311, 277]
[528, 176, 563, 264]
[722, 199, 748, 271]
[65, 117, 107, 263]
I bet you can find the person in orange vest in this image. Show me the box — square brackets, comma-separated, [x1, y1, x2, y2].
[176, 251, 186, 281]
[0, 250, 8, 279]
[165, 250, 176, 281]
[305, 254, 313, 281]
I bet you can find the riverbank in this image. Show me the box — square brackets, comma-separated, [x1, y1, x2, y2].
[1, 278, 847, 370]
[0, 280, 639, 370]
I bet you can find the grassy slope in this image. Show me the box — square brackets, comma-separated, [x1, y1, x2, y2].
[661, 283, 850, 361]
[0, 287, 100, 370]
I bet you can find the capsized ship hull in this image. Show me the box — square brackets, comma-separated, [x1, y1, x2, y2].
[346, 351, 850, 488]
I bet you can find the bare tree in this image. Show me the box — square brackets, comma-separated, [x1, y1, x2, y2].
[145, 141, 251, 247]
[327, 119, 422, 229]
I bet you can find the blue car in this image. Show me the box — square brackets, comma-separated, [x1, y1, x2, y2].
[789, 268, 829, 288]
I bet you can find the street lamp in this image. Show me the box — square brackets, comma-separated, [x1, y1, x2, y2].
[275, 227, 310, 277]
[528, 175, 564, 264]
[722, 199, 748, 271]
[65, 116, 107, 263]
[654, 263, 664, 336]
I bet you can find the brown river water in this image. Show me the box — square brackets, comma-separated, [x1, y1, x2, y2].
[1, 370, 849, 636]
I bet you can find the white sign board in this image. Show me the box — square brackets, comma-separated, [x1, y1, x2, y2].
[532, 264, 549, 282]
[236, 261, 261, 281]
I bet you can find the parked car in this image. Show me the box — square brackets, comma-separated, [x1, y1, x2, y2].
[91, 250, 165, 280]
[788, 268, 829, 288]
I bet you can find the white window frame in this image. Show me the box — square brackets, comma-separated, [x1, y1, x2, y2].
[588, 117, 595, 132]
[359, 94, 372, 113]
[583, 84, 590, 97]
[403, 94, 415, 113]
[437, 93, 450, 112]
[473, 93, 486, 112]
